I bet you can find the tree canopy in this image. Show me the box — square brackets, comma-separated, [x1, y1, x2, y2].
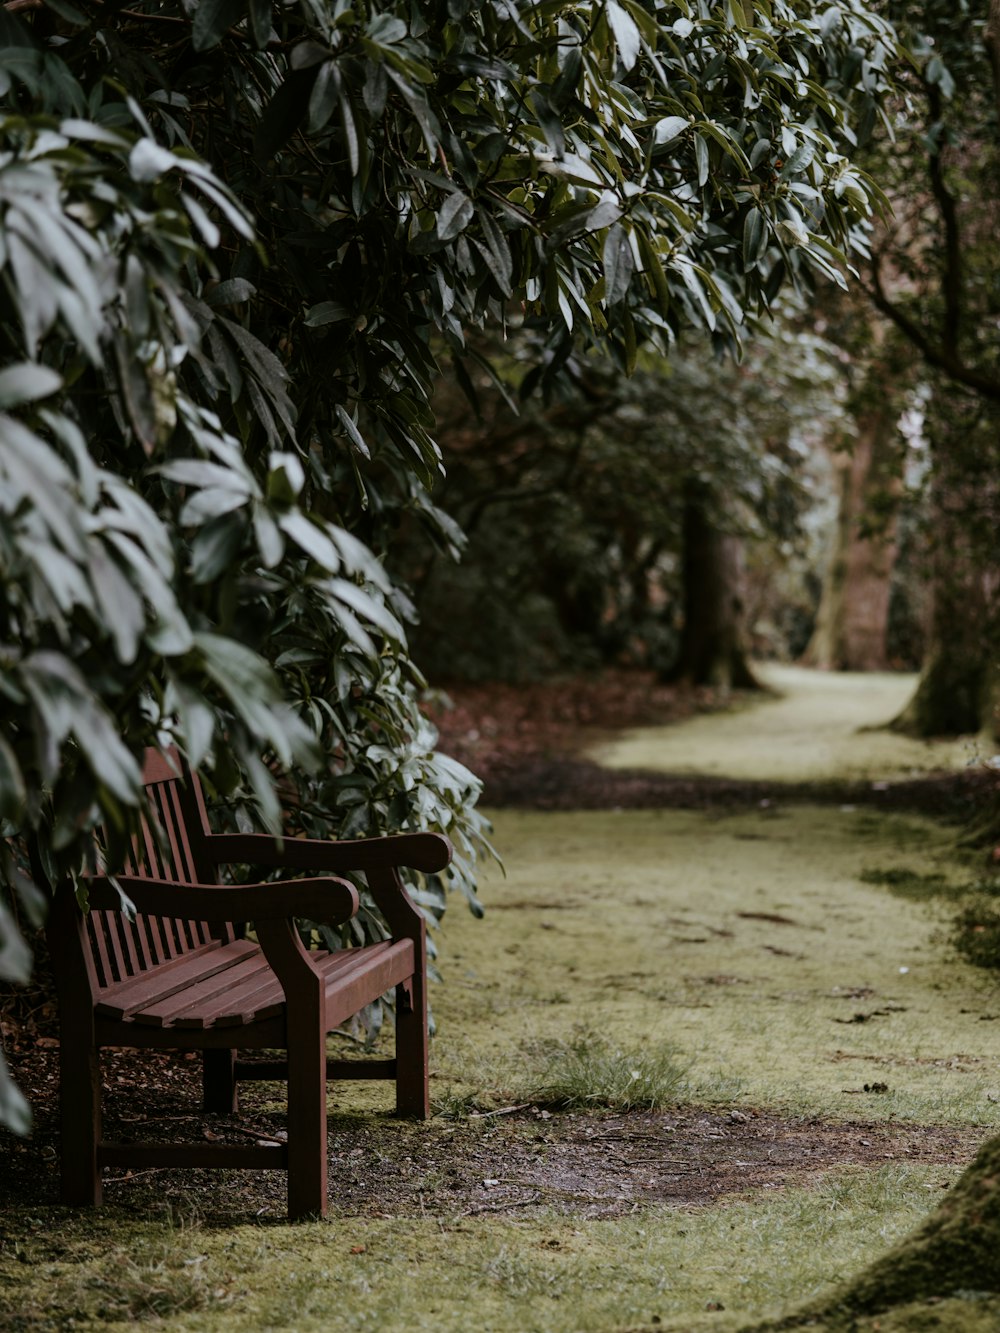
[0, 0, 898, 1130]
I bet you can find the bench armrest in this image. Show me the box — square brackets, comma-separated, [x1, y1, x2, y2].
[199, 831, 452, 876]
[84, 875, 360, 926]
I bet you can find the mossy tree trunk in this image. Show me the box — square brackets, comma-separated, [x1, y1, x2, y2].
[741, 1133, 1000, 1331]
[892, 416, 1000, 742]
[891, 561, 1000, 740]
[663, 481, 760, 692]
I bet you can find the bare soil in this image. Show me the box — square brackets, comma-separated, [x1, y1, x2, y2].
[0, 1043, 980, 1226]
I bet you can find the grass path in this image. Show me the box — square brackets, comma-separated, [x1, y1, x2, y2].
[586, 664, 978, 783]
[3, 667, 998, 1332]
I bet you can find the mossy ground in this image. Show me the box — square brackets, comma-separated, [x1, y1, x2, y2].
[0, 1166, 972, 1331]
[3, 668, 1000, 1330]
[433, 806, 1000, 1128]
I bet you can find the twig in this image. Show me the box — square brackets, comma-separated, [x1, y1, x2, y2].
[467, 1102, 532, 1119]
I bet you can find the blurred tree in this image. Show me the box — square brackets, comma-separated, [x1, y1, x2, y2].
[803, 321, 912, 671]
[409, 320, 848, 685]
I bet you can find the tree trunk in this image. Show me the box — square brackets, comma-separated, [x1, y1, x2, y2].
[804, 356, 904, 671]
[663, 483, 760, 691]
[891, 553, 1000, 739]
[892, 400, 1000, 741]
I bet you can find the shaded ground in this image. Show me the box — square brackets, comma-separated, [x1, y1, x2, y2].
[3, 666, 1000, 1331]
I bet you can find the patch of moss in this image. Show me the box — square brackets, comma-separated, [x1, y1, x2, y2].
[953, 898, 1000, 971]
[859, 867, 957, 901]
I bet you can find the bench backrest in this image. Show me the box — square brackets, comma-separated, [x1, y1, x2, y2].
[85, 747, 232, 992]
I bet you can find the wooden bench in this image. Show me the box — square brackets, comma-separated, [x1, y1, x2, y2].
[44, 747, 451, 1219]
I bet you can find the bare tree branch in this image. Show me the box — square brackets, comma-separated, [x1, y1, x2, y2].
[868, 251, 1000, 403]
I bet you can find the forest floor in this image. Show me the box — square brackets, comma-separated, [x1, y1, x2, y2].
[3, 666, 1000, 1330]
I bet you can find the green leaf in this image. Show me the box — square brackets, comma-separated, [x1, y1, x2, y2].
[129, 138, 180, 182]
[254, 69, 321, 163]
[654, 116, 688, 147]
[305, 301, 351, 327]
[437, 192, 474, 241]
[335, 404, 371, 459]
[247, 0, 272, 47]
[742, 208, 765, 271]
[191, 0, 245, 52]
[278, 510, 342, 570]
[205, 279, 256, 307]
[0, 735, 25, 823]
[0, 362, 61, 408]
[0, 1048, 31, 1135]
[780, 142, 815, 179]
[603, 223, 634, 306]
[606, 0, 641, 71]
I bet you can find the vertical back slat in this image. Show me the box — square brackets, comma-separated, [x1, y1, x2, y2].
[130, 914, 155, 971]
[154, 782, 198, 882]
[84, 749, 236, 990]
[98, 912, 128, 984]
[114, 912, 141, 976]
[86, 917, 113, 989]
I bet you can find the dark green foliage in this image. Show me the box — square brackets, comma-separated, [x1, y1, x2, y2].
[0, 0, 899, 1127]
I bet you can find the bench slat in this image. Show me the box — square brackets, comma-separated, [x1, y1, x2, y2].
[131, 950, 274, 1028]
[94, 939, 258, 1020]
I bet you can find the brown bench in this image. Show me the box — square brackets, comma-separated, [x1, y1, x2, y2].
[45, 747, 451, 1219]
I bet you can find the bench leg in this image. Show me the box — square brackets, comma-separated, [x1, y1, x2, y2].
[395, 976, 429, 1119]
[59, 1036, 103, 1206]
[202, 1049, 238, 1114]
[286, 1015, 328, 1220]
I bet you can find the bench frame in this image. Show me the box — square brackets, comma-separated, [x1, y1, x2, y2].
[44, 747, 451, 1219]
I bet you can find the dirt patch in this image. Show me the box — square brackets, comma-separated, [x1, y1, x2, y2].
[1, 1043, 979, 1225]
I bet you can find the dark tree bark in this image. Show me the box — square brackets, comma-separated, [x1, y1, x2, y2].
[891, 392, 1000, 741]
[663, 482, 760, 691]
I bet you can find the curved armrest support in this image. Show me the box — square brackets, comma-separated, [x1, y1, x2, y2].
[200, 831, 452, 876]
[84, 876, 359, 926]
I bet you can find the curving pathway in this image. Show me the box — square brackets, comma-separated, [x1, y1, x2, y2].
[586, 663, 980, 784]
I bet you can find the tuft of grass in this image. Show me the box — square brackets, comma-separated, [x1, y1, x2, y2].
[528, 1030, 690, 1111]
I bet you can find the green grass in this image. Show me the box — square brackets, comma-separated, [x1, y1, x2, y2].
[0, 1165, 963, 1332]
[527, 1031, 691, 1111]
[4, 802, 999, 1330]
[429, 807, 1000, 1129]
